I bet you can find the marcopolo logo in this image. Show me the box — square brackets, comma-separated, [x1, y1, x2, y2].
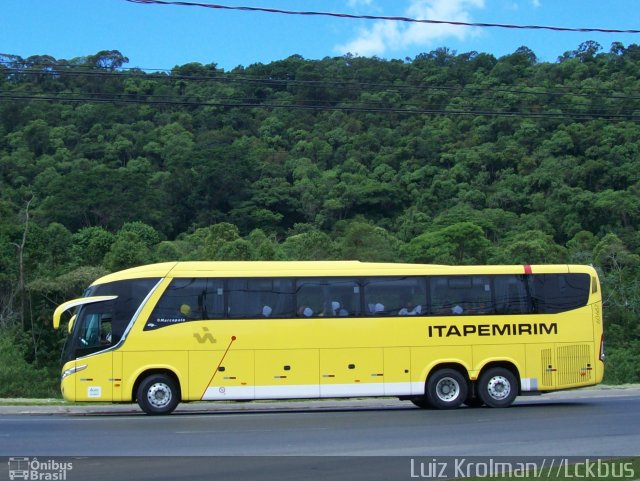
[8, 457, 72, 480]
[193, 326, 217, 344]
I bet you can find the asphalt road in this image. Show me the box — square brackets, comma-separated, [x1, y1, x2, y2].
[1, 388, 639, 481]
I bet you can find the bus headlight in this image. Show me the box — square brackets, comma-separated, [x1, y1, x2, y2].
[61, 364, 87, 380]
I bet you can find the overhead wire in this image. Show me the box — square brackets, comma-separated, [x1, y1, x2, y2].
[4, 0, 639, 115]
[124, 0, 640, 35]
[0, 84, 635, 118]
[0, 90, 638, 122]
[2, 62, 640, 103]
[0, 88, 637, 121]
[1, 53, 639, 122]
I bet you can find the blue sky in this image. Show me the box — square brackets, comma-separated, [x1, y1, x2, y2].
[3, 0, 639, 71]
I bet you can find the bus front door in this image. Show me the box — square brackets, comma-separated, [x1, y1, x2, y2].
[72, 303, 116, 402]
[75, 352, 113, 401]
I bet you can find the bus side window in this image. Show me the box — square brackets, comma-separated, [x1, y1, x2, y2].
[80, 313, 101, 347]
[326, 278, 360, 317]
[430, 276, 493, 315]
[146, 278, 224, 330]
[363, 277, 427, 316]
[494, 275, 530, 314]
[296, 278, 360, 317]
[228, 278, 295, 318]
[74, 300, 118, 354]
[529, 274, 590, 314]
[429, 277, 451, 315]
[100, 316, 112, 344]
[296, 280, 324, 317]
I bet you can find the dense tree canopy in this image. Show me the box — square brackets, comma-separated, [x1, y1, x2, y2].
[1, 41, 640, 395]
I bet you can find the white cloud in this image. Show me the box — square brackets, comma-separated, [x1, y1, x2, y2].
[335, 0, 486, 57]
[347, 0, 375, 7]
[531, 0, 541, 7]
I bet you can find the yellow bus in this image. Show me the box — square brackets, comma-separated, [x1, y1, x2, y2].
[52, 261, 604, 415]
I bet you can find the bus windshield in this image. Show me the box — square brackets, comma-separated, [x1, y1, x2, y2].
[61, 278, 160, 363]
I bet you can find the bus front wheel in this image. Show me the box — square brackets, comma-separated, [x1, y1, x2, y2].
[425, 368, 467, 409]
[477, 367, 518, 408]
[137, 373, 180, 415]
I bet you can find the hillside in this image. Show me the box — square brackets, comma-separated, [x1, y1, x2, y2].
[0, 42, 639, 394]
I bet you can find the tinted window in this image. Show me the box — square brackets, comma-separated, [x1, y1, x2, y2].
[529, 274, 590, 313]
[63, 278, 159, 362]
[296, 278, 360, 317]
[104, 273, 592, 330]
[430, 276, 493, 315]
[228, 278, 295, 318]
[494, 275, 531, 314]
[363, 277, 427, 315]
[89, 278, 160, 340]
[146, 278, 224, 330]
[75, 300, 116, 355]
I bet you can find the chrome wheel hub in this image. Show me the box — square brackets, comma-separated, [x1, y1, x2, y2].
[147, 383, 172, 408]
[435, 377, 460, 402]
[487, 376, 511, 400]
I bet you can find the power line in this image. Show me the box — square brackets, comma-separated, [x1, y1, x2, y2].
[1, 92, 638, 122]
[126, 0, 640, 34]
[2, 86, 633, 117]
[3, 64, 640, 103]
[2, 56, 639, 120]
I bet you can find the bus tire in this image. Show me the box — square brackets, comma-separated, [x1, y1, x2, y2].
[137, 373, 179, 415]
[425, 368, 467, 410]
[477, 367, 518, 408]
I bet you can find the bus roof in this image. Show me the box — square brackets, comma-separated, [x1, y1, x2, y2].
[91, 261, 598, 286]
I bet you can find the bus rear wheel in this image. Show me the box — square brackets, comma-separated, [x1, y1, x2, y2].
[425, 368, 467, 409]
[137, 373, 179, 415]
[477, 367, 518, 408]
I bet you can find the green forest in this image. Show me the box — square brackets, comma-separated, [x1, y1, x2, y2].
[1, 41, 639, 397]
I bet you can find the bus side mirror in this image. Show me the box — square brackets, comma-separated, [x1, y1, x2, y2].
[68, 315, 76, 334]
